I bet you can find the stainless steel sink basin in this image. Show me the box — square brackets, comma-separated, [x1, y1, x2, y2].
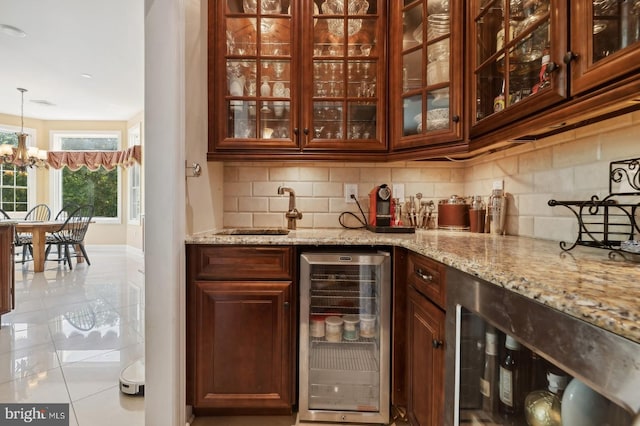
[214, 228, 290, 236]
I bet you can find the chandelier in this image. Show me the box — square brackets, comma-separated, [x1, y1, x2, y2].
[0, 88, 48, 172]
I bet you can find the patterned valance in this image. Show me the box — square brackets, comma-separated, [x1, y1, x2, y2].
[47, 145, 142, 171]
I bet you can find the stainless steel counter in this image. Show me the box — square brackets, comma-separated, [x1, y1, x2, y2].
[186, 228, 640, 344]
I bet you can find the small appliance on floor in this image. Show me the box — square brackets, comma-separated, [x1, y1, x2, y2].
[119, 358, 145, 396]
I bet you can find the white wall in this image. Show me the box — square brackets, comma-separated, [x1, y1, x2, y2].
[144, 0, 186, 425]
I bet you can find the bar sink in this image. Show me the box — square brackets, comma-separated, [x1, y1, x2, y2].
[214, 228, 290, 236]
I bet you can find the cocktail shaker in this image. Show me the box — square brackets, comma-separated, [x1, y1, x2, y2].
[487, 189, 507, 235]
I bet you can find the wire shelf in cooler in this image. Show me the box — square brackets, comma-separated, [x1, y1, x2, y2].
[310, 341, 379, 372]
[310, 295, 377, 316]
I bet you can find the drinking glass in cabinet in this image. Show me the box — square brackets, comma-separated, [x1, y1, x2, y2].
[347, 103, 376, 138]
[427, 0, 449, 15]
[312, 102, 343, 139]
[241, 0, 281, 14]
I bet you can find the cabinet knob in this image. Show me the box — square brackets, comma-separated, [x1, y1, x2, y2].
[563, 51, 578, 64]
[284, 301, 290, 309]
[546, 61, 560, 74]
[452, 115, 460, 123]
[432, 339, 444, 349]
[415, 269, 433, 281]
[303, 128, 310, 135]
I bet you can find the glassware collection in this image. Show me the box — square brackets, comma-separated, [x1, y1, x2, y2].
[224, 0, 379, 142]
[401, 0, 452, 136]
[475, 0, 640, 123]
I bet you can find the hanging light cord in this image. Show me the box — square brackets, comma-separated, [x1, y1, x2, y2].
[18, 88, 26, 134]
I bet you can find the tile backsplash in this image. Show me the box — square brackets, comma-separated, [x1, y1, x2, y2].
[222, 111, 640, 242]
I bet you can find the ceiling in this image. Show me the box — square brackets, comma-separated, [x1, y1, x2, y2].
[0, 0, 144, 122]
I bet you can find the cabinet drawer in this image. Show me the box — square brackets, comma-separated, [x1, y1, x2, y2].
[407, 252, 446, 309]
[194, 246, 293, 280]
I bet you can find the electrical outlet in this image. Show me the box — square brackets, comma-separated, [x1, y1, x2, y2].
[392, 183, 405, 201]
[345, 184, 358, 203]
[493, 180, 504, 190]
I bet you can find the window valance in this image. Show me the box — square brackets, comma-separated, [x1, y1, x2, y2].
[47, 145, 142, 171]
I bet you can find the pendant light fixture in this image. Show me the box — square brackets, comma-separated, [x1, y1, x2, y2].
[0, 88, 48, 172]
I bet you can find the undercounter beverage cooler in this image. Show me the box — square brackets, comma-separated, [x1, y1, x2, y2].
[299, 251, 391, 424]
[445, 268, 640, 426]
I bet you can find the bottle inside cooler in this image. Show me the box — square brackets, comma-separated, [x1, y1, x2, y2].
[457, 307, 635, 426]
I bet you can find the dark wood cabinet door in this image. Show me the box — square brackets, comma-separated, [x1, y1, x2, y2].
[390, 0, 465, 153]
[191, 279, 293, 413]
[0, 225, 14, 318]
[468, 0, 568, 138]
[569, 0, 640, 96]
[407, 285, 446, 426]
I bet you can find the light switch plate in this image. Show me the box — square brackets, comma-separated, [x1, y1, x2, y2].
[345, 184, 358, 203]
[493, 180, 504, 190]
[392, 183, 405, 200]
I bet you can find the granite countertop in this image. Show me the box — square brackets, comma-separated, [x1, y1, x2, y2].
[186, 228, 640, 345]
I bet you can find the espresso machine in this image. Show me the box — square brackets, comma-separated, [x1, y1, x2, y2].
[366, 184, 414, 233]
[368, 184, 393, 227]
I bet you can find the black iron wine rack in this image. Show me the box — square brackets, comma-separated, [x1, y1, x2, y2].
[548, 157, 640, 255]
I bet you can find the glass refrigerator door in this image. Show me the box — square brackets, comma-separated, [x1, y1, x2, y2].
[455, 307, 635, 426]
[306, 261, 382, 412]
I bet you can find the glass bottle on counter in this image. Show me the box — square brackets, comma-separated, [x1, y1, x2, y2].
[480, 326, 499, 415]
[499, 335, 528, 416]
[524, 370, 568, 426]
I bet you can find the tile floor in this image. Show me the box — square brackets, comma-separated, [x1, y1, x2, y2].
[0, 245, 145, 426]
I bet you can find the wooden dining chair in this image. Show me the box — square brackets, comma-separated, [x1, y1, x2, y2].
[45, 205, 94, 270]
[17, 204, 52, 263]
[24, 204, 51, 222]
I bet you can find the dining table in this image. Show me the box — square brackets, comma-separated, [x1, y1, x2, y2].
[14, 220, 84, 273]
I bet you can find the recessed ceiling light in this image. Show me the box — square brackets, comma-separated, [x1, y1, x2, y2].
[30, 99, 56, 107]
[0, 24, 27, 38]
[81, 73, 93, 79]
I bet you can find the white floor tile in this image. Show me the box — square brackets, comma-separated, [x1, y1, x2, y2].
[61, 342, 144, 402]
[72, 385, 144, 426]
[0, 341, 60, 385]
[0, 246, 145, 426]
[0, 366, 71, 403]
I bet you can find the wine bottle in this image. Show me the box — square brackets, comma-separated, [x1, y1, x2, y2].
[499, 335, 526, 415]
[480, 326, 499, 415]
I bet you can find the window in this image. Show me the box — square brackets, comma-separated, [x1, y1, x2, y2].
[0, 126, 37, 216]
[51, 131, 122, 223]
[127, 123, 142, 224]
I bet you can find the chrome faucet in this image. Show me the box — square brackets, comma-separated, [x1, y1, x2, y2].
[277, 186, 303, 230]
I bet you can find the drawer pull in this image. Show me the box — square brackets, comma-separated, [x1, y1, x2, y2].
[432, 339, 444, 349]
[415, 269, 433, 282]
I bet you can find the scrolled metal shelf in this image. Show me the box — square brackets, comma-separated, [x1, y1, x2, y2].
[548, 157, 640, 255]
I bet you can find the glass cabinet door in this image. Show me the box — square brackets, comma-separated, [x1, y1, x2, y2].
[305, 0, 387, 151]
[215, 0, 298, 150]
[569, 0, 640, 95]
[211, 0, 387, 154]
[391, 0, 463, 151]
[470, 0, 567, 137]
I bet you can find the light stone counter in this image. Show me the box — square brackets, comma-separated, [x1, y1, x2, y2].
[186, 228, 640, 344]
